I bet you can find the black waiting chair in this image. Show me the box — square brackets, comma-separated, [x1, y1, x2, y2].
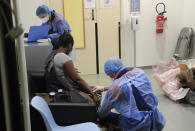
[28, 71, 100, 130]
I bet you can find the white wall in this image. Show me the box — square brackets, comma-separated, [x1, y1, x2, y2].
[183, 0, 195, 28]
[121, 0, 134, 67]
[19, 0, 49, 33]
[183, 0, 195, 58]
[163, 0, 184, 61]
[122, 0, 185, 67]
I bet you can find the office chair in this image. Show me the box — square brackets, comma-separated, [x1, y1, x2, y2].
[31, 96, 100, 131]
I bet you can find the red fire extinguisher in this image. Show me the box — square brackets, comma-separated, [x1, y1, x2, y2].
[156, 3, 167, 33]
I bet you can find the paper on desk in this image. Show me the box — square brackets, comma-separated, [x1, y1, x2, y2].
[37, 39, 49, 43]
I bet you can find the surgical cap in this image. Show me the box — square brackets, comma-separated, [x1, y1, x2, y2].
[104, 57, 124, 74]
[36, 5, 51, 16]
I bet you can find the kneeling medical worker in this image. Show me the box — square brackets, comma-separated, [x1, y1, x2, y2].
[96, 57, 166, 131]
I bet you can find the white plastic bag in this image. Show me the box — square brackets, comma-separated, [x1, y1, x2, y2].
[152, 58, 189, 102]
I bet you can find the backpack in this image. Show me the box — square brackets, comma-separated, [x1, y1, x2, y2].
[44, 50, 62, 92]
[174, 27, 194, 60]
[44, 50, 73, 92]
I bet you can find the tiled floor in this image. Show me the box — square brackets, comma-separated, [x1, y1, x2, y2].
[81, 68, 195, 131]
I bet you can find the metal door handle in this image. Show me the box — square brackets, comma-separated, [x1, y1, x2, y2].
[118, 22, 121, 58]
[92, 9, 94, 21]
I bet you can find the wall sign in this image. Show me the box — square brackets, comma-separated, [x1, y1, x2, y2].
[84, 0, 95, 8]
[130, 0, 140, 13]
[100, 0, 114, 8]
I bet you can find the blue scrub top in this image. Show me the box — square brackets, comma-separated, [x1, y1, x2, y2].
[43, 10, 72, 44]
[98, 68, 166, 131]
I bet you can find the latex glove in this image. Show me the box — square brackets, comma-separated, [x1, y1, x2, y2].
[92, 86, 105, 93]
[48, 38, 51, 42]
[48, 34, 52, 39]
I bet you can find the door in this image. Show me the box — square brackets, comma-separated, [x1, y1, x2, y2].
[49, 0, 97, 74]
[81, 0, 121, 74]
[48, 0, 64, 15]
[63, 0, 97, 74]
[96, 0, 121, 73]
[75, 7, 97, 74]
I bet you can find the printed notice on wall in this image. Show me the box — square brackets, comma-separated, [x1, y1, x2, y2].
[100, 0, 114, 8]
[84, 0, 95, 8]
[130, 0, 140, 13]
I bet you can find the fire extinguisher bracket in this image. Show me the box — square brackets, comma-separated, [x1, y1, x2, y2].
[156, 3, 166, 15]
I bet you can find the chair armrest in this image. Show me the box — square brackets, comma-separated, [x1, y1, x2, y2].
[49, 102, 97, 126]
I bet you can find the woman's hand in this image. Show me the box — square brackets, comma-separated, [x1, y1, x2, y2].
[92, 86, 105, 93]
[92, 93, 100, 105]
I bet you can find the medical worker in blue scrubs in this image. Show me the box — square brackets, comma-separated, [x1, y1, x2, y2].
[96, 57, 166, 131]
[36, 5, 76, 62]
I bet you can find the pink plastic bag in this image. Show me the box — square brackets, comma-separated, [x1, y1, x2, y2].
[152, 58, 189, 102]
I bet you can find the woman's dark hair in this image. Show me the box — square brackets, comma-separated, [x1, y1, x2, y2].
[58, 31, 74, 48]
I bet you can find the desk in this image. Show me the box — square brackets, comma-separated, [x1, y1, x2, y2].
[24, 40, 52, 72]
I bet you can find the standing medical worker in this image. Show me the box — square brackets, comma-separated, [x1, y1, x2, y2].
[96, 57, 166, 131]
[36, 5, 76, 62]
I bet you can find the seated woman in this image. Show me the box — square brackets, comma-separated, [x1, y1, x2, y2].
[45, 32, 99, 104]
[96, 57, 166, 131]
